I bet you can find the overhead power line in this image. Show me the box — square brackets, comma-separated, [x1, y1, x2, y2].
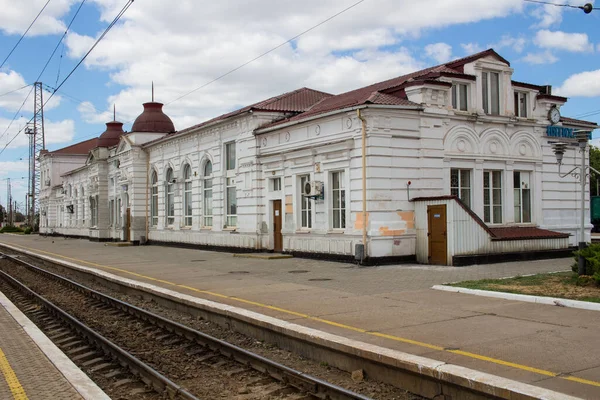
[524, 0, 598, 13]
[0, 0, 135, 158]
[0, 84, 31, 98]
[166, 0, 367, 106]
[0, 0, 52, 70]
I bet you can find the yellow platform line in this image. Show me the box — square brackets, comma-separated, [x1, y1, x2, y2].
[5, 241, 600, 389]
[0, 348, 28, 400]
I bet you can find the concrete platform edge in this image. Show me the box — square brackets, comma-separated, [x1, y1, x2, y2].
[0, 291, 110, 400]
[2, 242, 582, 400]
[432, 284, 600, 312]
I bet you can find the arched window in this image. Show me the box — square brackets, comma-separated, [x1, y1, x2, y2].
[151, 171, 158, 226]
[81, 187, 85, 225]
[183, 164, 192, 226]
[203, 161, 213, 227]
[74, 189, 78, 224]
[166, 168, 175, 225]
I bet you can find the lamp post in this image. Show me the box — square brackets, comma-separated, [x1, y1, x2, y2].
[552, 131, 600, 275]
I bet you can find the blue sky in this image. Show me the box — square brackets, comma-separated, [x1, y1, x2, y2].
[0, 0, 599, 210]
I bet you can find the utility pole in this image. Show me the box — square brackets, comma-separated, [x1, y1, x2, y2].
[6, 178, 12, 226]
[25, 82, 45, 229]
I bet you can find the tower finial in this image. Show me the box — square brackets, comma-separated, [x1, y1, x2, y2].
[113, 104, 116, 121]
[152, 81, 154, 102]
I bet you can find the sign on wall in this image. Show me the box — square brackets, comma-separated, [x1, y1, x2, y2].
[546, 126, 591, 139]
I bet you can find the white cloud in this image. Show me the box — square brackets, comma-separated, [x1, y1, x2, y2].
[0, 117, 75, 149]
[424, 43, 452, 63]
[555, 70, 600, 97]
[0, 0, 76, 36]
[520, 51, 558, 65]
[534, 30, 594, 53]
[0, 70, 63, 113]
[490, 35, 526, 53]
[461, 42, 483, 55]
[530, 1, 565, 28]
[0, 160, 28, 176]
[59, 0, 523, 127]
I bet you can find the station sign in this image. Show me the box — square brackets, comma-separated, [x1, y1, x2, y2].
[546, 126, 591, 140]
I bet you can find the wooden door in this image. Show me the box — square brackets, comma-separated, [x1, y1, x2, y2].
[126, 208, 131, 242]
[273, 200, 283, 252]
[427, 205, 447, 265]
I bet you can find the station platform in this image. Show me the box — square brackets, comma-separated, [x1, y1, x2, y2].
[0, 234, 597, 399]
[0, 288, 108, 400]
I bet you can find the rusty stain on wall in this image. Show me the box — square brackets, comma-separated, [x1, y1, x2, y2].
[397, 211, 415, 230]
[354, 212, 369, 230]
[379, 226, 406, 236]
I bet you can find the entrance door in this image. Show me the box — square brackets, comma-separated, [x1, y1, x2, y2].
[126, 208, 131, 242]
[427, 205, 447, 265]
[273, 200, 283, 252]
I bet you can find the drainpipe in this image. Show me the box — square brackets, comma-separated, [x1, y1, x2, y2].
[143, 148, 149, 244]
[357, 109, 367, 261]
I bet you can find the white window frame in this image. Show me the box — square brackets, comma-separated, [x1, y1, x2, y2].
[272, 177, 282, 192]
[483, 170, 503, 224]
[482, 71, 500, 115]
[203, 161, 213, 227]
[183, 164, 192, 227]
[450, 168, 472, 208]
[299, 175, 312, 229]
[331, 171, 346, 229]
[514, 171, 532, 223]
[165, 168, 175, 226]
[109, 199, 115, 226]
[225, 142, 236, 171]
[451, 83, 468, 111]
[151, 171, 158, 226]
[514, 91, 528, 118]
[226, 177, 237, 227]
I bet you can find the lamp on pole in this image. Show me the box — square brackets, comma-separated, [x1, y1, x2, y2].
[552, 131, 600, 275]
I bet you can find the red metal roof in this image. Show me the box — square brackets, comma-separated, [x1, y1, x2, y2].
[489, 227, 570, 241]
[132, 102, 175, 133]
[98, 121, 125, 148]
[560, 116, 599, 128]
[45, 138, 99, 156]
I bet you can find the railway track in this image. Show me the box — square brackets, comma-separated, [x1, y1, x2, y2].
[0, 253, 371, 400]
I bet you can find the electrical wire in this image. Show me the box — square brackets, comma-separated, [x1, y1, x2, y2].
[0, 0, 135, 158]
[0, 85, 31, 98]
[524, 0, 598, 10]
[166, 0, 367, 106]
[0, 0, 52, 70]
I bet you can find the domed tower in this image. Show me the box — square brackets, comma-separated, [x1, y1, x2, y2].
[97, 120, 125, 148]
[131, 102, 175, 134]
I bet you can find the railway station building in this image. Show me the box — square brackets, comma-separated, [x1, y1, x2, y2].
[38, 49, 598, 265]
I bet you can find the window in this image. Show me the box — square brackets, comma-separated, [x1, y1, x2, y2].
[109, 199, 115, 226]
[450, 169, 471, 208]
[272, 178, 281, 192]
[514, 171, 531, 223]
[226, 177, 237, 227]
[225, 142, 236, 170]
[300, 175, 312, 229]
[90, 196, 98, 227]
[482, 71, 500, 115]
[514, 91, 527, 118]
[117, 198, 122, 227]
[151, 171, 158, 226]
[81, 188, 85, 224]
[166, 168, 175, 225]
[331, 171, 346, 229]
[182, 164, 192, 226]
[74, 190, 78, 223]
[451, 83, 468, 111]
[483, 170, 502, 224]
[203, 161, 213, 227]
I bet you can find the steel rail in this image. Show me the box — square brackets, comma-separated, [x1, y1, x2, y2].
[1, 253, 371, 400]
[0, 266, 199, 400]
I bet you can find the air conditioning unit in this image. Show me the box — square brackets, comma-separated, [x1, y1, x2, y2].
[66, 205, 74, 214]
[303, 181, 323, 197]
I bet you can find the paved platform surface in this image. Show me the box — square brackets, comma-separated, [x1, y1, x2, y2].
[0, 294, 83, 400]
[1, 235, 599, 399]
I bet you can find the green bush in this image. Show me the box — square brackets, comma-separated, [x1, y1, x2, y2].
[573, 244, 600, 285]
[23, 227, 32, 235]
[0, 225, 24, 233]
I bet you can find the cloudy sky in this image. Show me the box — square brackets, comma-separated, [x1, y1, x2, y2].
[0, 0, 599, 210]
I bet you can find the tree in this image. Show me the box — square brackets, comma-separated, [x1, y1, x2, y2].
[14, 211, 25, 223]
[0, 205, 4, 223]
[590, 146, 600, 197]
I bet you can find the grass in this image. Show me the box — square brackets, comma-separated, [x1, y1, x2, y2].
[449, 271, 600, 303]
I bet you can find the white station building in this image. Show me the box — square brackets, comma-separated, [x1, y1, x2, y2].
[38, 49, 598, 265]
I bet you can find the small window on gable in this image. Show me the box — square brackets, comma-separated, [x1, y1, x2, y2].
[451, 83, 468, 111]
[514, 91, 527, 118]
